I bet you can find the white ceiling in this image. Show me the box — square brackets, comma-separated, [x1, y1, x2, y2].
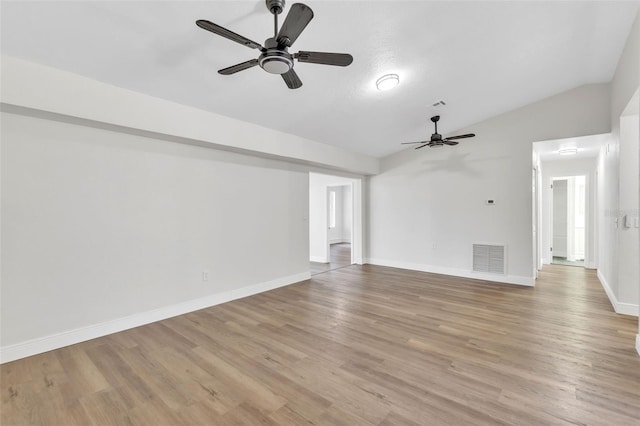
[534, 133, 610, 162]
[1, 1, 638, 158]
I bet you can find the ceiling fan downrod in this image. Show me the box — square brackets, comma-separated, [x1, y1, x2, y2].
[431, 115, 440, 135]
[267, 0, 285, 37]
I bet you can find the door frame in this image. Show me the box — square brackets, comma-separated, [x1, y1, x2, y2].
[533, 165, 540, 278]
[309, 172, 363, 267]
[549, 175, 589, 265]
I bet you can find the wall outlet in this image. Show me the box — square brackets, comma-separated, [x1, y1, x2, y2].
[202, 271, 209, 282]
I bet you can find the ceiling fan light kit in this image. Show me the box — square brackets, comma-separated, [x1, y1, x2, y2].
[401, 115, 476, 150]
[259, 47, 294, 74]
[196, 0, 353, 89]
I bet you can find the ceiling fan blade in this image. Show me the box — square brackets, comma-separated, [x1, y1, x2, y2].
[276, 3, 314, 47]
[295, 51, 353, 66]
[196, 20, 263, 50]
[445, 133, 475, 140]
[282, 68, 303, 89]
[415, 143, 431, 150]
[401, 141, 429, 145]
[218, 59, 259, 75]
[443, 140, 459, 146]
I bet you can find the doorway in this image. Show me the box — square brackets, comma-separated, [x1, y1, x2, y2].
[551, 175, 586, 267]
[314, 185, 353, 274]
[309, 173, 360, 275]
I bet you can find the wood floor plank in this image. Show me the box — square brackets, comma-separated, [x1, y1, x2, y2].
[2, 264, 639, 425]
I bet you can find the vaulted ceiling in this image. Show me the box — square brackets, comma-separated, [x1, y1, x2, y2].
[2, 1, 638, 158]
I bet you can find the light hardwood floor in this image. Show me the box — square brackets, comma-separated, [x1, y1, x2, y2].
[310, 243, 352, 275]
[2, 264, 639, 425]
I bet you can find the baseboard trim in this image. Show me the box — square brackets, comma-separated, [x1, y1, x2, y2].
[309, 256, 328, 263]
[0, 271, 310, 364]
[597, 269, 639, 317]
[365, 258, 534, 287]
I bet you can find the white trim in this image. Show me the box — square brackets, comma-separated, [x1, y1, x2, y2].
[365, 258, 534, 286]
[329, 239, 351, 245]
[584, 261, 597, 270]
[597, 269, 639, 317]
[309, 256, 328, 263]
[636, 334, 640, 356]
[0, 272, 310, 364]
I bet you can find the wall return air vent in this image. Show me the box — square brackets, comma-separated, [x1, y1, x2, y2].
[472, 244, 506, 275]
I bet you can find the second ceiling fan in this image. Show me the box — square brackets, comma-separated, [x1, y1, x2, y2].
[402, 115, 476, 149]
[196, 0, 353, 89]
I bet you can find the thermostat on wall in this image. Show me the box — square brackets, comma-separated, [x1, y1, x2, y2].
[486, 199, 496, 205]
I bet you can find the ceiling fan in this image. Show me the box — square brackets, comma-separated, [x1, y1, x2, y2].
[196, 0, 353, 89]
[402, 116, 476, 149]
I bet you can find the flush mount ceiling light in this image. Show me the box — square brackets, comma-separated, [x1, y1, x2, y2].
[559, 148, 578, 155]
[376, 74, 399, 91]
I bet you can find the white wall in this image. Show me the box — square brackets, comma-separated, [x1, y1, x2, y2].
[367, 83, 611, 286]
[597, 140, 621, 297]
[0, 55, 376, 362]
[1, 56, 379, 176]
[539, 157, 597, 267]
[342, 185, 352, 243]
[598, 110, 640, 318]
[598, 10, 640, 326]
[1, 111, 312, 361]
[309, 173, 355, 263]
[618, 114, 639, 307]
[309, 177, 327, 263]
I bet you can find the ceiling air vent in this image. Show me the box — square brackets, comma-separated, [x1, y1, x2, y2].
[473, 244, 506, 275]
